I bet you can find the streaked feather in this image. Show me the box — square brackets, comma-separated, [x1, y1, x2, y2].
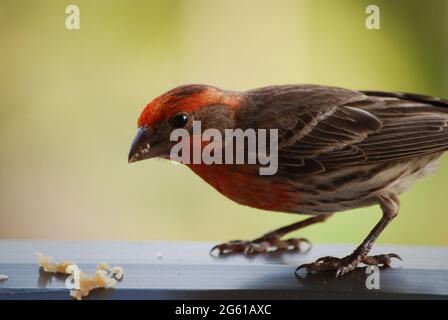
[237, 85, 448, 176]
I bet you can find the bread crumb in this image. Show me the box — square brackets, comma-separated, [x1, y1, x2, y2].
[0, 274, 8, 281]
[111, 266, 124, 280]
[37, 252, 73, 274]
[97, 262, 110, 272]
[156, 251, 163, 259]
[70, 269, 117, 300]
[37, 252, 123, 300]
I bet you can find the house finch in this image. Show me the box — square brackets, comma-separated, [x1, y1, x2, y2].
[128, 84, 448, 277]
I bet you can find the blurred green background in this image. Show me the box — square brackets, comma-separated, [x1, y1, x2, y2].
[0, 0, 447, 244]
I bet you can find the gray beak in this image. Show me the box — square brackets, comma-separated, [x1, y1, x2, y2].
[128, 126, 168, 163]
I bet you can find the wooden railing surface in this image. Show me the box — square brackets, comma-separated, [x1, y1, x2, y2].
[0, 241, 447, 299]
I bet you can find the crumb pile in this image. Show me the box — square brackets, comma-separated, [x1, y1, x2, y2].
[0, 274, 8, 281]
[37, 252, 73, 273]
[110, 266, 124, 280]
[37, 252, 124, 300]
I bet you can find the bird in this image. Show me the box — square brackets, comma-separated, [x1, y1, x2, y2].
[128, 84, 448, 277]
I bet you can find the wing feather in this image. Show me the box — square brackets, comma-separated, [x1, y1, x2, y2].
[238, 85, 448, 175]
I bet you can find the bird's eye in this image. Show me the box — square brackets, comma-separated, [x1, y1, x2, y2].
[170, 113, 189, 128]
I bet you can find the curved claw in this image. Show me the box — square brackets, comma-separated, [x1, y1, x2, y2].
[388, 253, 402, 261]
[209, 244, 225, 257]
[294, 263, 310, 275]
[243, 245, 255, 255]
[335, 267, 345, 278]
[296, 238, 312, 253]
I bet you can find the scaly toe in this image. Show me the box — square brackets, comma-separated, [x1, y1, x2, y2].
[212, 237, 311, 257]
[362, 253, 402, 267]
[209, 240, 247, 256]
[297, 252, 402, 277]
[243, 241, 270, 255]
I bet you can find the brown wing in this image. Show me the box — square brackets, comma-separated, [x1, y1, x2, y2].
[238, 85, 448, 175]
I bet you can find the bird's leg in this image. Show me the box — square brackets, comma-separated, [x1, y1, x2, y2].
[296, 194, 402, 278]
[211, 213, 333, 256]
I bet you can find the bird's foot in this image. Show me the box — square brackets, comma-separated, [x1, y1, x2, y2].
[296, 248, 401, 278]
[210, 234, 311, 256]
